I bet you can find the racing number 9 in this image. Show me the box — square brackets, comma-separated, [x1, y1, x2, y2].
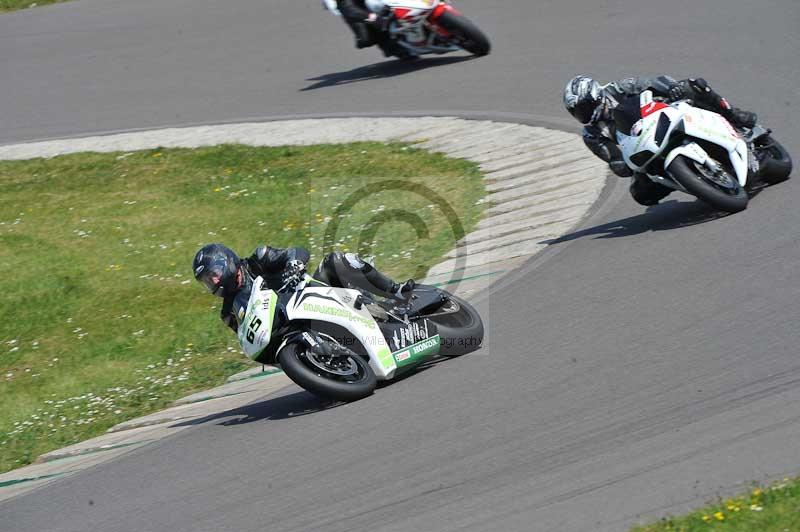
[246, 316, 263, 344]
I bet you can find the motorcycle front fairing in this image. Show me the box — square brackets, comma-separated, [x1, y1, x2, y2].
[237, 277, 279, 360]
[283, 286, 399, 379]
[616, 91, 750, 187]
[665, 103, 750, 186]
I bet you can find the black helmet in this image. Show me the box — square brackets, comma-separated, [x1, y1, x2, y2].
[192, 244, 240, 297]
[564, 75, 602, 124]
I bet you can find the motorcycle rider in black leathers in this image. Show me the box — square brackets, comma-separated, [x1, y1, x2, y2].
[563, 75, 758, 206]
[335, 0, 412, 58]
[193, 243, 414, 332]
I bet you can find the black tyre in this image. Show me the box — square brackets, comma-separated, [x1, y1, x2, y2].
[424, 294, 483, 356]
[667, 155, 749, 213]
[278, 342, 376, 402]
[757, 136, 793, 184]
[436, 11, 491, 56]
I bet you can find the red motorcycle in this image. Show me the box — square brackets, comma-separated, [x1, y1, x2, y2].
[326, 0, 491, 57]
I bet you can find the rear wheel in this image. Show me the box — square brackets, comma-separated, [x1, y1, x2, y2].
[756, 136, 793, 184]
[436, 12, 491, 56]
[424, 294, 483, 356]
[278, 342, 376, 402]
[667, 155, 749, 213]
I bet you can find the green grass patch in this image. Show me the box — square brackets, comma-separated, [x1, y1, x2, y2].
[0, 0, 67, 13]
[632, 477, 800, 532]
[0, 142, 485, 473]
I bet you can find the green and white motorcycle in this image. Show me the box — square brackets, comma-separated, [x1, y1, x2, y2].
[234, 271, 483, 401]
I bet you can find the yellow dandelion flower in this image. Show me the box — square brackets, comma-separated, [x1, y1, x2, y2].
[701, 515, 711, 522]
[213, 187, 221, 192]
[713, 511, 725, 521]
[153, 153, 162, 157]
[752, 488, 762, 497]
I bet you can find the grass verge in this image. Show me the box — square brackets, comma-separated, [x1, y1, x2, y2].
[0, 0, 66, 13]
[632, 477, 800, 532]
[0, 142, 485, 473]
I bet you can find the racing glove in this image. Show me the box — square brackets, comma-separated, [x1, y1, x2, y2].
[667, 84, 688, 102]
[366, 12, 390, 31]
[281, 259, 306, 287]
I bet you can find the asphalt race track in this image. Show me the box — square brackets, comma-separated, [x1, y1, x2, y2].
[2, 1, 799, 531]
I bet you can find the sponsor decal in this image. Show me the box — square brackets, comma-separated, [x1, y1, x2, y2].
[392, 330, 401, 350]
[302, 302, 376, 329]
[391, 320, 431, 349]
[411, 337, 438, 355]
[237, 307, 245, 320]
[392, 335, 441, 366]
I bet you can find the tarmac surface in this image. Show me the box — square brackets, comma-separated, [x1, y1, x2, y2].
[1, 1, 799, 531]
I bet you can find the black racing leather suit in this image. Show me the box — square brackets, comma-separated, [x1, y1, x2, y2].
[583, 76, 754, 206]
[336, 0, 383, 48]
[220, 247, 402, 332]
[336, 0, 371, 22]
[335, 0, 409, 56]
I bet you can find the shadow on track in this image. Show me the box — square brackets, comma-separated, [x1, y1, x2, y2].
[541, 199, 732, 244]
[542, 179, 778, 244]
[300, 55, 475, 91]
[168, 363, 443, 428]
[170, 390, 340, 427]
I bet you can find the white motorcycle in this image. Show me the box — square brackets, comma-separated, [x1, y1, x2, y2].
[615, 90, 792, 212]
[324, 0, 490, 58]
[234, 271, 483, 402]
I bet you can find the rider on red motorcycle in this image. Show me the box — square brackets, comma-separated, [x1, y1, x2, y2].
[335, 0, 413, 58]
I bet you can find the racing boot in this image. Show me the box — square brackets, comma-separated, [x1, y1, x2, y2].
[629, 173, 672, 206]
[338, 252, 415, 300]
[377, 38, 417, 60]
[348, 21, 377, 48]
[391, 279, 415, 300]
[724, 107, 758, 129]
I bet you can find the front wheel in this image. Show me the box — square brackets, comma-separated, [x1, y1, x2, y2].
[756, 136, 793, 185]
[278, 342, 376, 402]
[436, 11, 491, 56]
[667, 155, 749, 213]
[424, 294, 483, 356]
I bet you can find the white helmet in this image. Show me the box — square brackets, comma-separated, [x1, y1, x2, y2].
[563, 75, 603, 125]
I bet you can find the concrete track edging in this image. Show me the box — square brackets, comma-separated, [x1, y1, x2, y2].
[0, 116, 609, 501]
